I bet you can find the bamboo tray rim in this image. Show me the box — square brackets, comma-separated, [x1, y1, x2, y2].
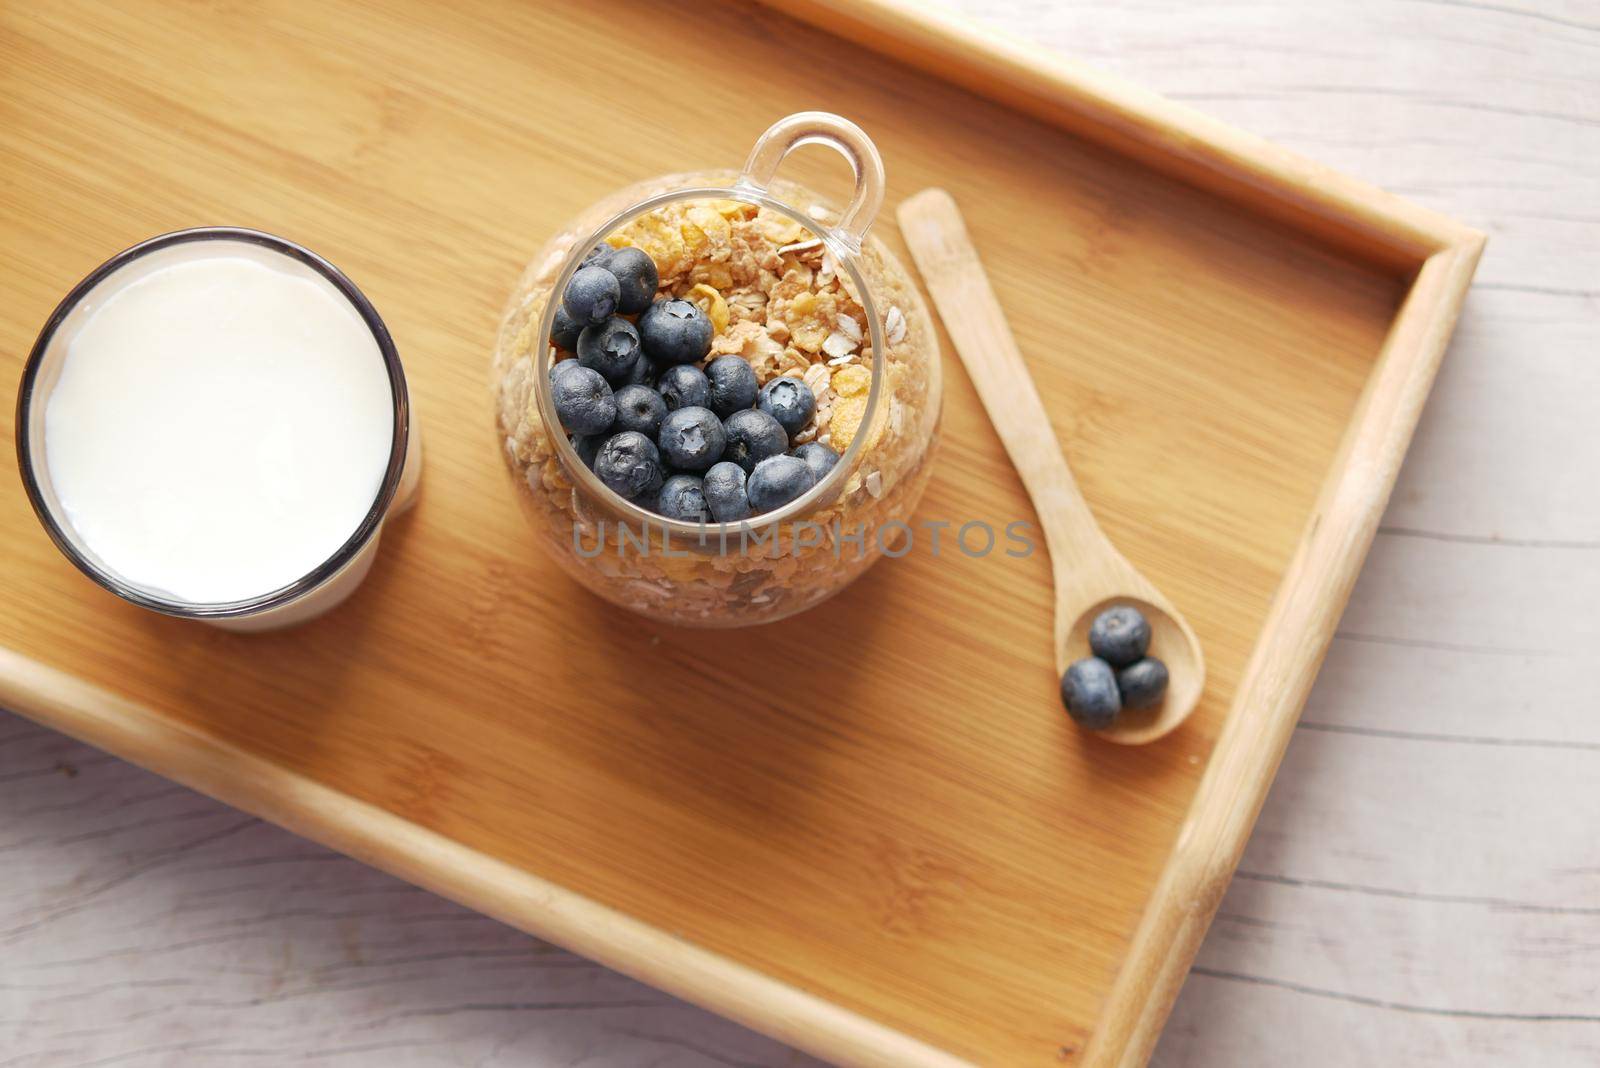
[786, 0, 1482, 265]
[2, 3, 1484, 1066]
[0, 647, 968, 1067]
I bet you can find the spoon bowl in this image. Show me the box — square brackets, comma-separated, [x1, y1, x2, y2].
[1061, 595, 1204, 745]
[899, 188, 1205, 744]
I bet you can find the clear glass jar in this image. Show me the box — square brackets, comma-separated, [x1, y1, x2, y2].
[491, 113, 941, 626]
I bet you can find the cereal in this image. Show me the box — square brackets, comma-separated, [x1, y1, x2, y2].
[784, 291, 831, 352]
[803, 361, 832, 398]
[829, 394, 869, 452]
[757, 207, 808, 246]
[690, 261, 735, 290]
[609, 212, 686, 277]
[687, 283, 730, 334]
[686, 203, 731, 243]
[830, 364, 870, 397]
[886, 304, 908, 345]
[778, 237, 823, 255]
[821, 328, 857, 360]
[834, 313, 863, 344]
[491, 170, 941, 627]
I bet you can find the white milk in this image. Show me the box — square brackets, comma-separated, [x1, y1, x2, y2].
[43, 241, 396, 605]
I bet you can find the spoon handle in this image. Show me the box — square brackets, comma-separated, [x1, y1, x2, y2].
[898, 188, 1115, 582]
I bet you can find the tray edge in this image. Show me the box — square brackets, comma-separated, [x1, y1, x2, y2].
[1080, 234, 1487, 1066]
[0, 245, 1488, 1068]
[758, 0, 1483, 271]
[761, 5, 1487, 1061]
[0, 646, 975, 1068]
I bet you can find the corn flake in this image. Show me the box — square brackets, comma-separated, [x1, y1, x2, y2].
[610, 213, 687, 278]
[756, 208, 807, 246]
[690, 261, 734, 290]
[829, 395, 867, 451]
[686, 204, 731, 242]
[711, 199, 754, 219]
[831, 364, 871, 397]
[784, 291, 831, 352]
[687, 283, 730, 334]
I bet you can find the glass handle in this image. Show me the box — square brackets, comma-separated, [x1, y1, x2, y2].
[737, 112, 885, 252]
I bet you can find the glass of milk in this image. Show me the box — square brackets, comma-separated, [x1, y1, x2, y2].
[16, 228, 421, 631]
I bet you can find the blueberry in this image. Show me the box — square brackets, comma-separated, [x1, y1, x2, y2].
[603, 247, 659, 316]
[1060, 657, 1120, 730]
[593, 431, 662, 500]
[639, 298, 713, 365]
[657, 474, 711, 523]
[619, 351, 656, 388]
[746, 454, 817, 513]
[612, 384, 667, 439]
[656, 363, 710, 411]
[757, 376, 815, 438]
[550, 364, 616, 436]
[790, 441, 839, 482]
[551, 304, 584, 352]
[581, 243, 614, 269]
[549, 358, 579, 383]
[637, 467, 665, 502]
[563, 265, 620, 326]
[705, 355, 759, 417]
[1117, 658, 1169, 710]
[576, 317, 642, 385]
[1088, 605, 1151, 668]
[657, 406, 726, 472]
[570, 433, 602, 470]
[722, 409, 789, 474]
[702, 461, 751, 521]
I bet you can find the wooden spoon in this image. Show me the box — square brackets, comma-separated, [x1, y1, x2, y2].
[898, 188, 1204, 744]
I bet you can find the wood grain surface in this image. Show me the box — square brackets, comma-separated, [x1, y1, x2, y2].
[896, 187, 1210, 748]
[0, 0, 1435, 1062]
[2, 2, 1588, 1068]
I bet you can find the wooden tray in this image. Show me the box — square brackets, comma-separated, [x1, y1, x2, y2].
[0, 1, 1481, 1065]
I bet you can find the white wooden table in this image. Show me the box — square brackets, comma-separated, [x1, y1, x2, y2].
[4, 2, 1596, 1064]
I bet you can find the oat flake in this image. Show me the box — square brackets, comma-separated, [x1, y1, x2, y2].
[821, 330, 858, 359]
[886, 305, 907, 345]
